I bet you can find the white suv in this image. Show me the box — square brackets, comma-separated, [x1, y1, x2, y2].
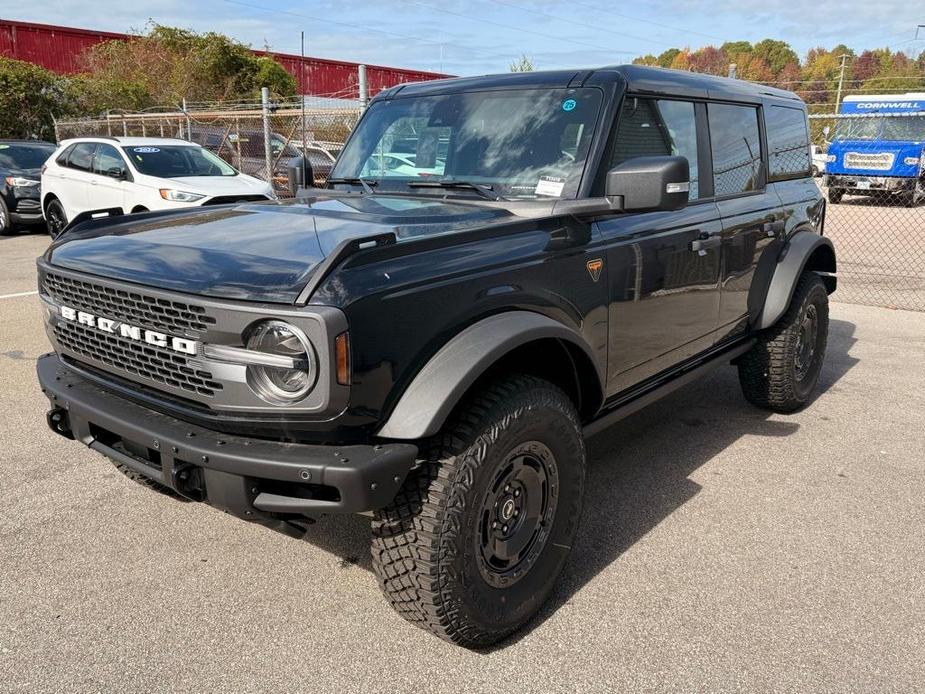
[41, 137, 275, 237]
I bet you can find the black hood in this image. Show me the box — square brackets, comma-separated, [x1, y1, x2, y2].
[47, 194, 514, 303]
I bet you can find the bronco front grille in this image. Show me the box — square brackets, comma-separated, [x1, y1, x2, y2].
[43, 272, 216, 336]
[54, 321, 223, 398]
[844, 152, 895, 171]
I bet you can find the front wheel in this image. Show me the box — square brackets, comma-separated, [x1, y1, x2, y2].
[738, 272, 829, 413]
[372, 374, 585, 648]
[45, 199, 67, 239]
[0, 198, 13, 236]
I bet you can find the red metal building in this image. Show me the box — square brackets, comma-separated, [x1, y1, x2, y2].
[0, 19, 449, 98]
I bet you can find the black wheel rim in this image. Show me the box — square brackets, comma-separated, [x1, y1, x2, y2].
[794, 303, 818, 381]
[47, 205, 65, 238]
[476, 440, 559, 588]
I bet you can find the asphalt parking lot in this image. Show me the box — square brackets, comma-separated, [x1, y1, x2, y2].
[1, 231, 924, 692]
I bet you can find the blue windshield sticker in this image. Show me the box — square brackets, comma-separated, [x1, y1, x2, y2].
[562, 99, 577, 112]
[133, 147, 160, 153]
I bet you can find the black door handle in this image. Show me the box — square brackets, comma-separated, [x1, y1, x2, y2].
[762, 220, 786, 237]
[690, 232, 721, 252]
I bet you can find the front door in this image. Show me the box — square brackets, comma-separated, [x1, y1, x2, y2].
[597, 96, 722, 395]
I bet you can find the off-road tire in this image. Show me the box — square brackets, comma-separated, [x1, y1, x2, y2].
[371, 374, 585, 648]
[827, 188, 843, 204]
[738, 272, 829, 413]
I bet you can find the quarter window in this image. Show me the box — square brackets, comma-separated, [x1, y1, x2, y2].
[67, 143, 96, 172]
[766, 105, 810, 181]
[611, 98, 700, 199]
[708, 103, 763, 196]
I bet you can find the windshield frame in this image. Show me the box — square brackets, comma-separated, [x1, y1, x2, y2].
[121, 144, 239, 178]
[329, 86, 607, 201]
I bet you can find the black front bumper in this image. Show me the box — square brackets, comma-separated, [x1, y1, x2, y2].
[38, 354, 418, 518]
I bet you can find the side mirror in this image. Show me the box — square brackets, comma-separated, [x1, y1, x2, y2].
[286, 155, 314, 195]
[106, 166, 126, 180]
[605, 155, 689, 212]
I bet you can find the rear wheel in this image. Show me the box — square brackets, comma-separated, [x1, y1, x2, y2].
[827, 188, 843, 204]
[372, 374, 585, 648]
[45, 199, 67, 239]
[0, 198, 13, 235]
[738, 272, 829, 412]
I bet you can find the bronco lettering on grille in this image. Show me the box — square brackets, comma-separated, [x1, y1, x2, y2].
[59, 305, 199, 355]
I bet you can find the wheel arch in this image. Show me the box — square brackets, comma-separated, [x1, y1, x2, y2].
[756, 231, 836, 330]
[376, 311, 605, 440]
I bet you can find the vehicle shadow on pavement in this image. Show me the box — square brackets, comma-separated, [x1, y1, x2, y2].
[294, 319, 859, 647]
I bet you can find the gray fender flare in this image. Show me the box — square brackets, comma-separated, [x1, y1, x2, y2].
[757, 231, 836, 330]
[377, 311, 602, 440]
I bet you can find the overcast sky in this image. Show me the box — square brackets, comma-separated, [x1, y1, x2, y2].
[7, 1, 924, 76]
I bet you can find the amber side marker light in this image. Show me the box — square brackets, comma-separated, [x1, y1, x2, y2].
[335, 332, 351, 385]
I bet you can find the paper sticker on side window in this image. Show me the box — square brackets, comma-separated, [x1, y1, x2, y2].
[535, 175, 565, 197]
[133, 147, 160, 153]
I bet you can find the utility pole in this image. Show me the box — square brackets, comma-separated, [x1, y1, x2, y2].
[835, 54, 849, 113]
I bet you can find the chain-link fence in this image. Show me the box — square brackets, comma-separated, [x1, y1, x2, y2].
[808, 111, 925, 311]
[54, 96, 362, 194]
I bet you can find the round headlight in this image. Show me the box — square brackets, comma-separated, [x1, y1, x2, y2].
[244, 320, 317, 405]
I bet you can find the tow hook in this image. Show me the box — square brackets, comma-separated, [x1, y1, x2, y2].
[46, 408, 74, 440]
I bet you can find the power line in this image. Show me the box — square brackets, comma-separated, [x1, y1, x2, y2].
[566, 0, 726, 42]
[397, 0, 636, 55]
[483, 0, 667, 48]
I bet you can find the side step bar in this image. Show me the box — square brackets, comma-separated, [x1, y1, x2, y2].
[583, 340, 755, 438]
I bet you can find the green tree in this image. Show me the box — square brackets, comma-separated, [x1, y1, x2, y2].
[656, 48, 681, 68]
[74, 23, 296, 115]
[751, 39, 799, 75]
[509, 55, 535, 72]
[0, 58, 73, 139]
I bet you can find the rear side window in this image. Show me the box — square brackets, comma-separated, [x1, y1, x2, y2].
[66, 143, 96, 172]
[766, 105, 810, 181]
[708, 104, 762, 196]
[611, 97, 700, 199]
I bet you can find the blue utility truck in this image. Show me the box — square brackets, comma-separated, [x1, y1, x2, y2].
[824, 93, 925, 206]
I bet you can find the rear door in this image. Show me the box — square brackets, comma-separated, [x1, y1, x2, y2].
[708, 102, 786, 342]
[597, 97, 723, 394]
[53, 142, 97, 218]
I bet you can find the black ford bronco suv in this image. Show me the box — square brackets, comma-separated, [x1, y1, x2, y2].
[37, 66, 835, 647]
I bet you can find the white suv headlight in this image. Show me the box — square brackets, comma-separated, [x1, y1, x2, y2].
[159, 189, 205, 203]
[243, 320, 317, 405]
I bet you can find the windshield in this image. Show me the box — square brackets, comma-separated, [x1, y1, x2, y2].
[835, 115, 925, 142]
[331, 88, 603, 199]
[0, 143, 56, 170]
[122, 145, 238, 178]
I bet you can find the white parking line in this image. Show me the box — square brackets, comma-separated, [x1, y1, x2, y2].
[0, 290, 38, 300]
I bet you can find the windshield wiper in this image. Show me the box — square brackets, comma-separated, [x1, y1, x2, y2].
[326, 177, 377, 194]
[406, 179, 501, 201]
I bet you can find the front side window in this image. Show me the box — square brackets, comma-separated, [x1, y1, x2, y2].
[708, 103, 763, 196]
[766, 105, 810, 181]
[332, 88, 604, 199]
[67, 143, 96, 172]
[122, 145, 237, 178]
[610, 97, 700, 199]
[93, 144, 126, 175]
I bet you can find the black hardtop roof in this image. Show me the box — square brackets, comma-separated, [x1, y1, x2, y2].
[379, 64, 801, 105]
